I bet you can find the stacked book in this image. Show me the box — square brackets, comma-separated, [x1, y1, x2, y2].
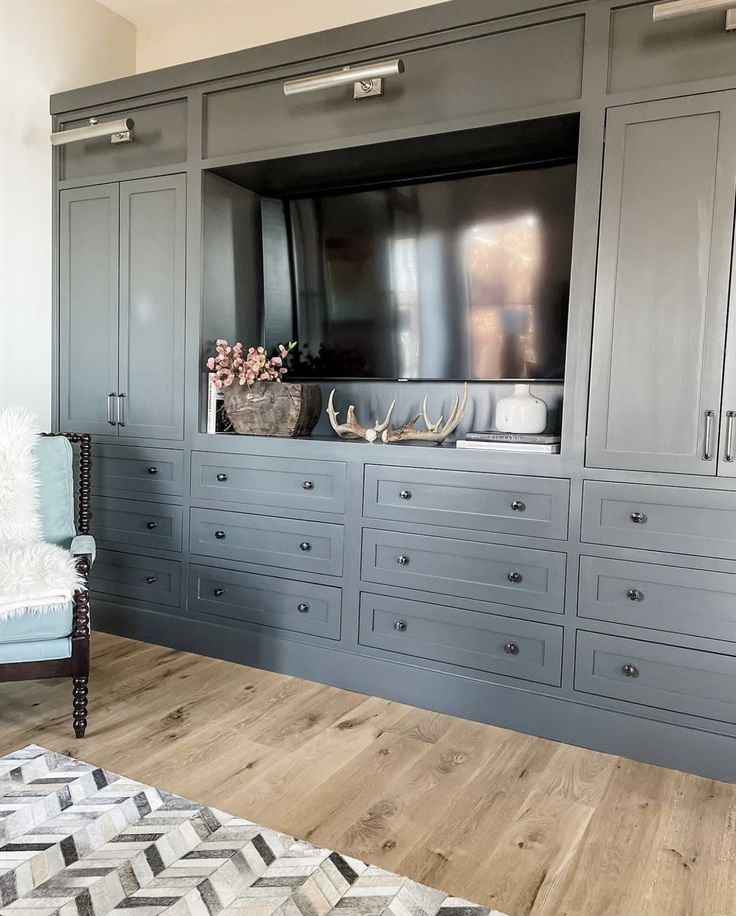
[457, 432, 561, 453]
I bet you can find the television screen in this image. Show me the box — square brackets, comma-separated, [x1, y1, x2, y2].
[267, 163, 576, 381]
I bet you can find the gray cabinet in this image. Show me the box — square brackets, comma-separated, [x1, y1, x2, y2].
[587, 94, 736, 475]
[59, 175, 186, 440]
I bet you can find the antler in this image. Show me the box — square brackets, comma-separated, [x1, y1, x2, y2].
[327, 390, 396, 442]
[382, 383, 468, 444]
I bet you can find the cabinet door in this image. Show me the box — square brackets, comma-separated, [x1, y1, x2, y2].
[587, 94, 736, 474]
[718, 252, 736, 476]
[59, 185, 119, 436]
[118, 175, 186, 439]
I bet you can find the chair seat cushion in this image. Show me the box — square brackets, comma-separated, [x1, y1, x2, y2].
[0, 602, 73, 644]
[0, 636, 71, 664]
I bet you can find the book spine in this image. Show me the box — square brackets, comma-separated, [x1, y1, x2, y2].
[206, 375, 217, 434]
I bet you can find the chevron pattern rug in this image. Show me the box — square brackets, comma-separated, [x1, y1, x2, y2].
[0, 745, 508, 916]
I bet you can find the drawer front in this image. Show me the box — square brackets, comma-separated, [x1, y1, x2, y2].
[190, 508, 344, 577]
[92, 496, 183, 553]
[204, 17, 583, 159]
[60, 100, 188, 181]
[188, 564, 341, 640]
[582, 480, 736, 560]
[90, 549, 182, 607]
[191, 452, 346, 514]
[576, 630, 736, 725]
[579, 556, 736, 644]
[363, 466, 569, 539]
[360, 592, 562, 686]
[361, 528, 565, 613]
[93, 445, 184, 497]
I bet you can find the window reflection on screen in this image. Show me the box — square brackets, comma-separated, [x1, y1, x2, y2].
[389, 236, 420, 378]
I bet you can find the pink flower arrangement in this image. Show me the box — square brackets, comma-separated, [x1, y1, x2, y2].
[206, 339, 296, 389]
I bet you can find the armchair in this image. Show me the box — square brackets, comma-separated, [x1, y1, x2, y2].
[0, 433, 93, 737]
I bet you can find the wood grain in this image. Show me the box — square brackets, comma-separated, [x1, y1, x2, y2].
[1, 632, 734, 916]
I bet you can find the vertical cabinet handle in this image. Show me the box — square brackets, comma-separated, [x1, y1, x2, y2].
[107, 393, 117, 425]
[725, 410, 736, 463]
[117, 392, 126, 427]
[703, 409, 715, 460]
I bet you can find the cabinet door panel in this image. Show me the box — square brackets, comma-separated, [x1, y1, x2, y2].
[118, 175, 186, 439]
[587, 94, 736, 474]
[59, 186, 119, 436]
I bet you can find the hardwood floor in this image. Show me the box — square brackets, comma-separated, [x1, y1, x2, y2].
[1, 632, 735, 916]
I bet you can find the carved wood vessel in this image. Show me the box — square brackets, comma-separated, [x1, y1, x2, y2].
[224, 381, 322, 437]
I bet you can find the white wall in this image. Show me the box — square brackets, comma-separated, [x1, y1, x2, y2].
[0, 0, 136, 427]
[134, 0, 450, 73]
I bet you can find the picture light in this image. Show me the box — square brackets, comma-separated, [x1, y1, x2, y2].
[652, 0, 736, 29]
[51, 117, 135, 147]
[283, 59, 405, 99]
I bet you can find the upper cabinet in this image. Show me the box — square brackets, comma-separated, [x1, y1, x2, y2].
[59, 174, 186, 440]
[587, 93, 736, 476]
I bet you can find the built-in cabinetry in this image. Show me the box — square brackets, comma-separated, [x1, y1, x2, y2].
[51, 0, 736, 782]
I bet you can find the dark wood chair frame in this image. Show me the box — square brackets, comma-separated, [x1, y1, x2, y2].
[0, 433, 92, 737]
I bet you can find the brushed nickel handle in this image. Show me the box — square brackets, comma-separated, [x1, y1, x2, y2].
[302, 480, 314, 490]
[399, 489, 411, 500]
[216, 473, 228, 482]
[397, 555, 409, 566]
[107, 393, 117, 425]
[145, 521, 158, 530]
[299, 541, 311, 552]
[622, 663, 639, 678]
[504, 641, 519, 655]
[117, 392, 126, 427]
[215, 530, 226, 540]
[629, 511, 647, 524]
[511, 499, 526, 512]
[213, 588, 225, 597]
[626, 588, 644, 602]
[703, 409, 715, 460]
[725, 411, 736, 463]
[297, 603, 309, 613]
[145, 576, 157, 584]
[147, 466, 158, 475]
[507, 570, 523, 584]
[394, 619, 407, 632]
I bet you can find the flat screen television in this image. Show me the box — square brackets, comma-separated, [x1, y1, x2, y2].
[264, 162, 577, 381]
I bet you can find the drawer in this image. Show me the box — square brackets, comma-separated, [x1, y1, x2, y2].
[582, 481, 736, 560]
[188, 564, 341, 640]
[90, 549, 182, 608]
[92, 496, 183, 552]
[576, 630, 736, 725]
[360, 592, 562, 686]
[60, 99, 188, 181]
[191, 452, 346, 514]
[579, 556, 736, 644]
[93, 445, 184, 498]
[363, 465, 569, 539]
[190, 508, 344, 577]
[204, 17, 583, 159]
[361, 528, 565, 613]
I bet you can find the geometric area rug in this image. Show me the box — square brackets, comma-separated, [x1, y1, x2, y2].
[0, 746, 509, 916]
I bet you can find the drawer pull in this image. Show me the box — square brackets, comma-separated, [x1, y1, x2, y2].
[299, 541, 312, 552]
[626, 588, 644, 603]
[302, 480, 314, 490]
[394, 619, 407, 632]
[147, 466, 158, 476]
[399, 489, 412, 500]
[215, 530, 226, 540]
[511, 499, 526, 512]
[216, 473, 228, 482]
[504, 641, 520, 655]
[629, 511, 647, 524]
[145, 576, 157, 585]
[145, 521, 158, 530]
[507, 570, 523, 584]
[622, 663, 639, 678]
[297, 602, 310, 613]
[397, 555, 409, 566]
[213, 588, 225, 597]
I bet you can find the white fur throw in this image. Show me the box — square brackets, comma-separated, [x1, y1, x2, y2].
[0, 408, 82, 620]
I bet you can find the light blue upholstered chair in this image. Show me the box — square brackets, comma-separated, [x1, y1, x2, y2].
[0, 433, 94, 736]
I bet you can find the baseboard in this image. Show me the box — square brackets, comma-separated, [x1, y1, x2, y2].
[94, 602, 736, 783]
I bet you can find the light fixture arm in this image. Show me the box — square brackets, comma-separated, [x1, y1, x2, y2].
[652, 0, 736, 30]
[50, 116, 135, 147]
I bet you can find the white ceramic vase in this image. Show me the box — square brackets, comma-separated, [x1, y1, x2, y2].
[494, 384, 547, 434]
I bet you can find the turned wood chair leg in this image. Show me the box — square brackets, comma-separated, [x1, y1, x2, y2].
[72, 676, 89, 738]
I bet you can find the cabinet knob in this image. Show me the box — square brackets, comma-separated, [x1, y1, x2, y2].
[297, 603, 309, 613]
[213, 588, 225, 597]
[216, 473, 228, 482]
[394, 619, 407, 632]
[626, 588, 644, 603]
[504, 641, 520, 655]
[302, 480, 314, 490]
[145, 576, 157, 585]
[215, 530, 226, 540]
[511, 499, 526, 512]
[299, 541, 311, 552]
[147, 466, 158, 475]
[630, 511, 647, 524]
[145, 521, 158, 530]
[397, 555, 409, 566]
[507, 570, 523, 584]
[622, 663, 639, 678]
[399, 489, 412, 500]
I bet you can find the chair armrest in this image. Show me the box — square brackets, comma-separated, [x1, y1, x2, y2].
[71, 534, 96, 565]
